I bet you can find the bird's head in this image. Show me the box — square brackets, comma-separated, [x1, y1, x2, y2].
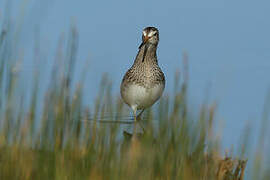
[139, 27, 159, 49]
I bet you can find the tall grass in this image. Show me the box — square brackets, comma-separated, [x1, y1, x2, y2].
[0, 15, 269, 180]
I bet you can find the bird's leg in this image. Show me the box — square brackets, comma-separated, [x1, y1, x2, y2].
[132, 107, 138, 136]
[137, 109, 145, 133]
[136, 109, 145, 121]
[123, 107, 139, 138]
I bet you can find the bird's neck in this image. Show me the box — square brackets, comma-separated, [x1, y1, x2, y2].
[134, 44, 158, 65]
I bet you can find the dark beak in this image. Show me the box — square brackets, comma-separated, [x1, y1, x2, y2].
[139, 36, 149, 49]
[139, 36, 149, 62]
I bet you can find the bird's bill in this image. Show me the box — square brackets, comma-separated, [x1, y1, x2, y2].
[143, 35, 149, 44]
[138, 35, 150, 62]
[139, 35, 149, 49]
[142, 44, 148, 62]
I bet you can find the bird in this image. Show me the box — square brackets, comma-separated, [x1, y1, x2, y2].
[120, 27, 165, 130]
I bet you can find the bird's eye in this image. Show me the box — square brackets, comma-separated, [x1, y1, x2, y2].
[148, 31, 157, 37]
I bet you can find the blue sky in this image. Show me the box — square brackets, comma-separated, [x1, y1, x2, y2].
[1, 0, 270, 153]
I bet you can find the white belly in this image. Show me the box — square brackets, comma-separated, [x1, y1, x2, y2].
[121, 84, 164, 110]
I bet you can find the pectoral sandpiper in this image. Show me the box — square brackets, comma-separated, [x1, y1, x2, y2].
[120, 27, 165, 131]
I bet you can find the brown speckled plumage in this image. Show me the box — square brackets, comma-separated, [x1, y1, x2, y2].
[121, 34, 165, 90]
[120, 27, 165, 121]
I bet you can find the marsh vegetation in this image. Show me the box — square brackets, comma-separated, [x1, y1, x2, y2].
[0, 15, 269, 180]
